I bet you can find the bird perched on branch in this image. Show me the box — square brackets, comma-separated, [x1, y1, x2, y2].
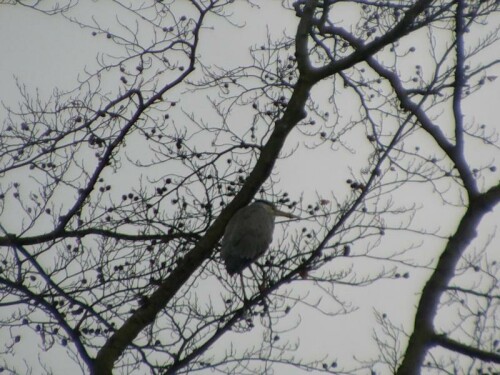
[221, 200, 298, 275]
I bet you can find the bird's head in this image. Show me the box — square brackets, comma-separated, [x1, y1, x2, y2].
[253, 200, 299, 219]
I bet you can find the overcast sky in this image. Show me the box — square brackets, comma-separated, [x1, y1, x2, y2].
[1, 2, 499, 374]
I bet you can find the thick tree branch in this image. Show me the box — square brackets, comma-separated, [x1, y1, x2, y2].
[432, 334, 500, 364]
[318, 16, 479, 195]
[396, 184, 500, 375]
[92, 59, 314, 375]
[312, 0, 434, 81]
[92, 2, 468, 373]
[92, 84, 311, 374]
[2, 2, 498, 374]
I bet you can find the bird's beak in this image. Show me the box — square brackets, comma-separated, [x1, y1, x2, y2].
[273, 209, 300, 219]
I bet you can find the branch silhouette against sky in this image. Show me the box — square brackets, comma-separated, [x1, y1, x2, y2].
[0, 1, 499, 374]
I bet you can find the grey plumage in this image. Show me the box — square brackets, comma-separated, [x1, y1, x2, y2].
[221, 201, 297, 275]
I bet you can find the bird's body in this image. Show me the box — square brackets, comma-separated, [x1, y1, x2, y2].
[221, 201, 297, 275]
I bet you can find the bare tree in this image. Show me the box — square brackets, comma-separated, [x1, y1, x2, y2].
[0, 1, 499, 374]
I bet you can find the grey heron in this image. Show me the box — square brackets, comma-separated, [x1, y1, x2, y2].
[221, 200, 298, 275]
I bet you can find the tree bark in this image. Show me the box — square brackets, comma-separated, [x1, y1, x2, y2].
[396, 185, 500, 374]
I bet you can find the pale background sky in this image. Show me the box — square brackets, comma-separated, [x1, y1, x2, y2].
[1, 2, 499, 374]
